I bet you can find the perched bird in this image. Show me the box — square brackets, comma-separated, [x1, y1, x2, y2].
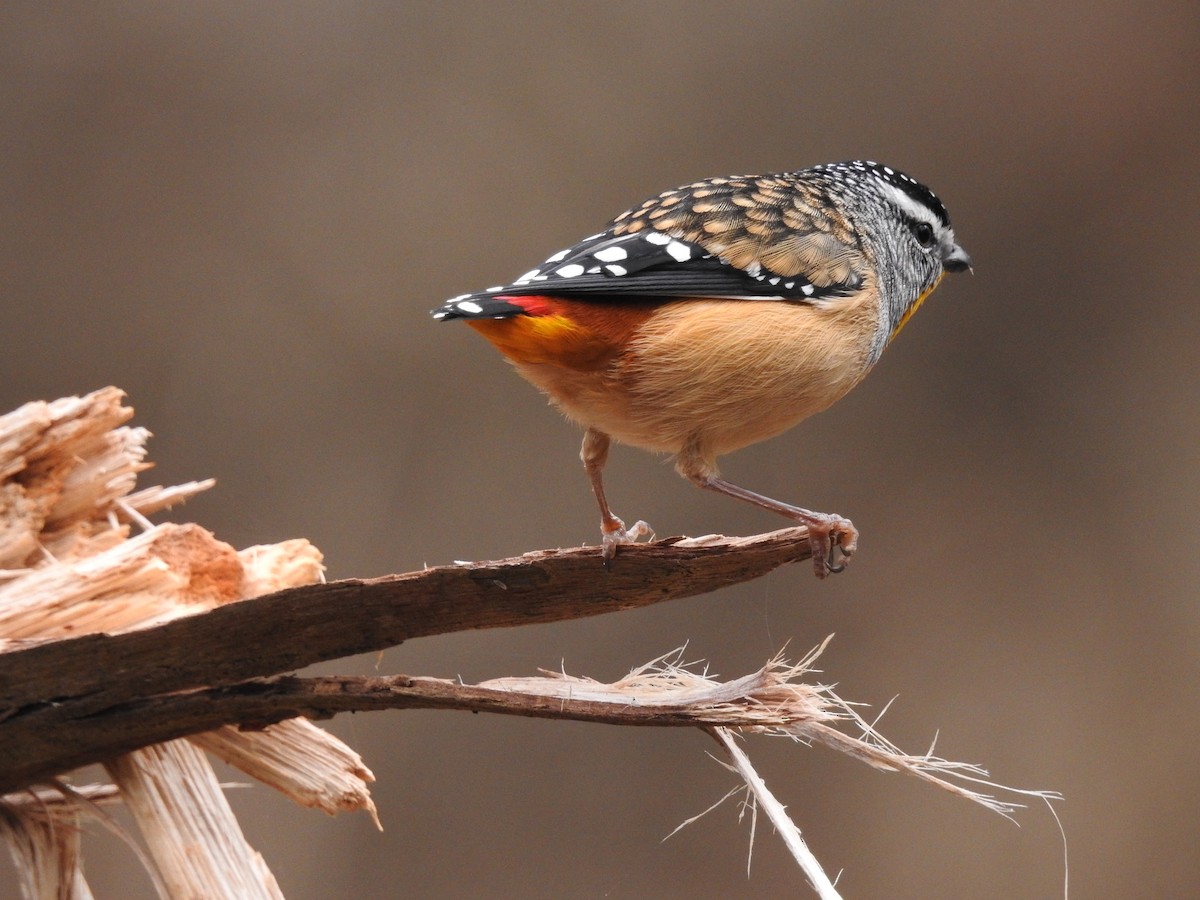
[432, 161, 971, 577]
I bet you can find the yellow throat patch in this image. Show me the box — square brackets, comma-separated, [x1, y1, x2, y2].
[890, 272, 944, 341]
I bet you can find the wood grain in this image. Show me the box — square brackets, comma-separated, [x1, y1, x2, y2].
[0, 528, 818, 792]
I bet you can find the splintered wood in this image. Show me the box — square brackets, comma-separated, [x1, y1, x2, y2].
[0, 387, 376, 897]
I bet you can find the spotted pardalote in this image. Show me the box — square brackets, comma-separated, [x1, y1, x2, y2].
[433, 161, 971, 577]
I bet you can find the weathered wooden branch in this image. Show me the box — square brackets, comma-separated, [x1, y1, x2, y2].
[0, 666, 808, 793]
[1, 389, 1056, 899]
[0, 528, 817, 793]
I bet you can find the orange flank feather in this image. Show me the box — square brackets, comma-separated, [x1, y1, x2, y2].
[467, 295, 657, 371]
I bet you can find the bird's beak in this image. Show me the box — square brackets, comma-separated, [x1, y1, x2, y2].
[941, 242, 973, 274]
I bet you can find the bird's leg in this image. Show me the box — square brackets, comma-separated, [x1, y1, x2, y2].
[693, 475, 858, 577]
[675, 445, 857, 578]
[581, 428, 653, 559]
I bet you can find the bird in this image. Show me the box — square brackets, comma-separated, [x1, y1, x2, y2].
[431, 161, 971, 577]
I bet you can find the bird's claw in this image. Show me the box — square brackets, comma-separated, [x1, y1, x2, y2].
[600, 517, 655, 562]
[803, 514, 858, 578]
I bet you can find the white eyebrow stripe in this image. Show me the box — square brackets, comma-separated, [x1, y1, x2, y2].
[881, 182, 942, 227]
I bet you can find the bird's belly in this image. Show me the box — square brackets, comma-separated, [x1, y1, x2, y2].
[517, 299, 882, 458]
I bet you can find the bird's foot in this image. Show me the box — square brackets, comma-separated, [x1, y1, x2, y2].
[798, 512, 858, 578]
[600, 517, 655, 561]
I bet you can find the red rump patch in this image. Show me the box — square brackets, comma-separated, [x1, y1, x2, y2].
[501, 295, 557, 316]
[467, 292, 660, 370]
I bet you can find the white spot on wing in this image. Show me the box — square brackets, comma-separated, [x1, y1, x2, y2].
[456, 300, 483, 314]
[557, 264, 585, 277]
[593, 245, 628, 262]
[544, 248, 570, 263]
[666, 241, 691, 262]
[604, 264, 627, 276]
[644, 232, 671, 246]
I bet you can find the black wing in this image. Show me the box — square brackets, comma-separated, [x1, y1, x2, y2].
[432, 172, 868, 321]
[432, 230, 857, 320]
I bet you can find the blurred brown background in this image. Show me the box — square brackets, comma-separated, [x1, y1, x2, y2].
[2, 2, 1197, 897]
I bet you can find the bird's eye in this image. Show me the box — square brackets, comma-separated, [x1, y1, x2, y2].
[911, 221, 936, 248]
